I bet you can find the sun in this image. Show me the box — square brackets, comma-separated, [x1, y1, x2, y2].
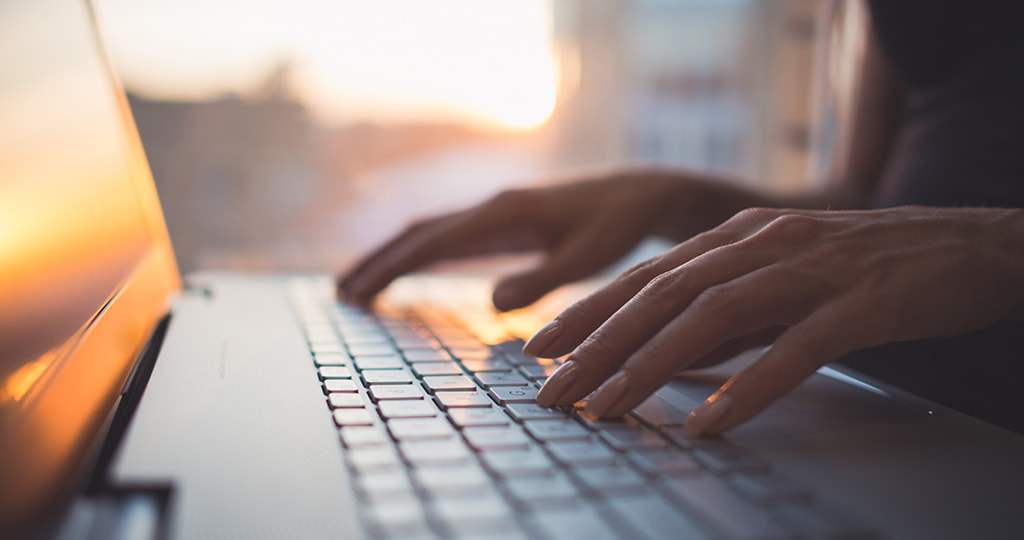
[484, 63, 558, 130]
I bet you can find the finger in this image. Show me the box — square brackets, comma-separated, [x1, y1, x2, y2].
[535, 242, 788, 409]
[684, 297, 870, 435]
[683, 326, 785, 371]
[340, 194, 542, 301]
[579, 262, 837, 417]
[337, 214, 450, 298]
[523, 226, 742, 358]
[491, 214, 650, 312]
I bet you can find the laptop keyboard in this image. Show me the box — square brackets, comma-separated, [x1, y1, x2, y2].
[288, 278, 876, 540]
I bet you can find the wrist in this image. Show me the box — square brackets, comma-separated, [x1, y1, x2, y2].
[997, 208, 1024, 323]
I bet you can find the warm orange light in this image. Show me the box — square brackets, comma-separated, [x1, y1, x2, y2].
[98, 0, 558, 130]
[1, 351, 56, 404]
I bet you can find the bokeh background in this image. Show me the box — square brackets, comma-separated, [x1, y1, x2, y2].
[94, 0, 843, 273]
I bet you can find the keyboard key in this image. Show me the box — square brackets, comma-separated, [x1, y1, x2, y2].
[448, 407, 511, 427]
[447, 347, 494, 360]
[532, 506, 621, 540]
[519, 364, 558, 380]
[354, 471, 416, 499]
[599, 426, 670, 451]
[370, 384, 425, 401]
[433, 493, 514, 523]
[336, 321, 378, 335]
[491, 339, 527, 354]
[363, 370, 413, 384]
[414, 465, 490, 494]
[311, 341, 346, 354]
[412, 362, 464, 377]
[546, 440, 619, 467]
[548, 438, 618, 469]
[319, 366, 353, 379]
[364, 499, 430, 538]
[463, 426, 531, 450]
[461, 358, 512, 373]
[391, 332, 433, 346]
[340, 426, 389, 447]
[333, 409, 375, 426]
[324, 379, 358, 393]
[524, 419, 590, 441]
[342, 331, 389, 345]
[354, 355, 404, 370]
[422, 375, 478, 392]
[475, 371, 530, 388]
[313, 352, 349, 366]
[504, 354, 551, 367]
[328, 393, 365, 408]
[379, 400, 438, 419]
[480, 447, 554, 477]
[347, 447, 402, 471]
[628, 449, 701, 477]
[443, 514, 524, 540]
[436, 391, 493, 409]
[503, 475, 580, 506]
[488, 386, 538, 404]
[661, 475, 788, 539]
[577, 411, 632, 430]
[388, 417, 454, 440]
[436, 336, 483, 350]
[572, 464, 648, 492]
[402, 348, 452, 363]
[347, 343, 399, 357]
[401, 439, 472, 467]
[506, 403, 571, 422]
[606, 493, 713, 540]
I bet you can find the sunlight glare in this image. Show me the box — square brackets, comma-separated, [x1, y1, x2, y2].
[97, 0, 557, 130]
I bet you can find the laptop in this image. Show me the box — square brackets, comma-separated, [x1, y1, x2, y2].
[3, 1, 1024, 539]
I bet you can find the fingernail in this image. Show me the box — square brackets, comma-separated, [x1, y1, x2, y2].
[523, 321, 561, 357]
[585, 371, 630, 418]
[536, 360, 577, 406]
[684, 393, 733, 436]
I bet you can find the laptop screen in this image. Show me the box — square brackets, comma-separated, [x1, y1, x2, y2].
[0, 0, 152, 409]
[0, 0, 180, 526]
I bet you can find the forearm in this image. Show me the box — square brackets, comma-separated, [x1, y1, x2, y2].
[989, 207, 1024, 324]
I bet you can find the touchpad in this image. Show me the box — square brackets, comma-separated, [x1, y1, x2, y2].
[659, 352, 931, 439]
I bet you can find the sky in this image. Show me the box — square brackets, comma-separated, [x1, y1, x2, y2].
[94, 0, 557, 130]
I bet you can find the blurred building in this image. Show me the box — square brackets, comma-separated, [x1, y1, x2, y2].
[549, 0, 821, 190]
[129, 66, 325, 272]
[129, 68, 508, 272]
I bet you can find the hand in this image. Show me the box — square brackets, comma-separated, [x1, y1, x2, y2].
[527, 206, 1024, 434]
[338, 168, 744, 311]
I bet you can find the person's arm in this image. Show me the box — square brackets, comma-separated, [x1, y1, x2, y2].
[339, 6, 906, 313]
[529, 205, 1024, 435]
